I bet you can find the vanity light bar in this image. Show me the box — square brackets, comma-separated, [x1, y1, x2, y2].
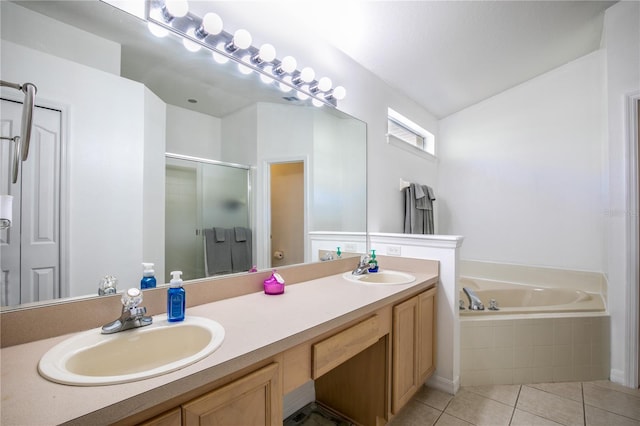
[147, 0, 346, 108]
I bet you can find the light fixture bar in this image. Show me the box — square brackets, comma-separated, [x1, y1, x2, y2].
[146, 0, 342, 107]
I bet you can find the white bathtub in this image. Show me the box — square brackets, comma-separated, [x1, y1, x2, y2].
[458, 274, 609, 385]
[459, 277, 605, 315]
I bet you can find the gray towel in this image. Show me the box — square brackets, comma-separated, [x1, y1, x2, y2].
[204, 228, 232, 275]
[404, 184, 435, 235]
[213, 227, 226, 242]
[415, 184, 431, 210]
[234, 227, 247, 242]
[231, 227, 252, 272]
[426, 185, 436, 201]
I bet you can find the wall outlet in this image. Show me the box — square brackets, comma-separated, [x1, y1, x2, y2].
[386, 246, 402, 256]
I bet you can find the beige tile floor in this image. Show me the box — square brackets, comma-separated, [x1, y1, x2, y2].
[389, 381, 640, 426]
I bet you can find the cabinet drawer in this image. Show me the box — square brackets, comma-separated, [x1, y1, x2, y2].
[312, 315, 379, 379]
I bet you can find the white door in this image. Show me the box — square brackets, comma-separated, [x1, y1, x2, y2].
[1, 99, 61, 306]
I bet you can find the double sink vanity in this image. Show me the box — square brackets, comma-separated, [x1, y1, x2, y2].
[1, 256, 438, 425]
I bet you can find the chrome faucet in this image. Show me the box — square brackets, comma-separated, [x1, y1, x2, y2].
[101, 288, 153, 334]
[352, 255, 371, 275]
[463, 287, 485, 310]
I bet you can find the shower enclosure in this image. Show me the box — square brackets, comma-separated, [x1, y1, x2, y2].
[165, 154, 251, 281]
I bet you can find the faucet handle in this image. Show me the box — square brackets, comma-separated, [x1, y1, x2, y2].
[121, 288, 143, 309]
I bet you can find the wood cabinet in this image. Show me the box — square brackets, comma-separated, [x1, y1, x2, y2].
[130, 284, 437, 426]
[391, 287, 437, 414]
[182, 363, 282, 425]
[138, 408, 181, 426]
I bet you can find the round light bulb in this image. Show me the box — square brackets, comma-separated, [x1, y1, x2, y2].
[332, 86, 347, 100]
[258, 43, 276, 63]
[165, 0, 188, 18]
[312, 98, 324, 107]
[202, 12, 223, 35]
[317, 77, 332, 92]
[280, 56, 297, 74]
[300, 67, 315, 83]
[238, 55, 253, 74]
[212, 42, 229, 64]
[183, 29, 201, 52]
[147, 22, 168, 38]
[233, 29, 252, 50]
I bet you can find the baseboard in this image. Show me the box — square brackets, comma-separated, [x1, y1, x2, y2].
[426, 374, 459, 395]
[609, 369, 626, 386]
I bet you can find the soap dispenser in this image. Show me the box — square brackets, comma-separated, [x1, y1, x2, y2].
[140, 262, 156, 289]
[368, 249, 379, 272]
[167, 270, 185, 322]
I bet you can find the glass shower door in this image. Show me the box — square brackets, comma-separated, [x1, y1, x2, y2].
[165, 155, 251, 281]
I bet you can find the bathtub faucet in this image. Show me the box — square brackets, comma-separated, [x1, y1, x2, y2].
[463, 287, 485, 310]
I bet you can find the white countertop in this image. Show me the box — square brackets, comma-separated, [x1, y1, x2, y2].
[1, 270, 437, 425]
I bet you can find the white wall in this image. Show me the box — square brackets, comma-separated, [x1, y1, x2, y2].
[312, 110, 367, 233]
[601, 0, 640, 386]
[438, 51, 606, 272]
[165, 104, 221, 159]
[1, 39, 151, 297]
[143, 89, 166, 285]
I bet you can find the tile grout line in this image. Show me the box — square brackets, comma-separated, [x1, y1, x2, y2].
[581, 382, 586, 426]
[508, 385, 522, 425]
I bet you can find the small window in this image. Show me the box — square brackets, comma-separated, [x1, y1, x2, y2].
[387, 108, 435, 157]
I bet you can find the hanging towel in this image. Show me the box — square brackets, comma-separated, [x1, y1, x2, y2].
[204, 228, 232, 275]
[234, 227, 247, 242]
[404, 183, 435, 235]
[213, 227, 226, 242]
[231, 227, 252, 272]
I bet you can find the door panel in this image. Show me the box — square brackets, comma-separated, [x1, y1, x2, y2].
[0, 99, 61, 305]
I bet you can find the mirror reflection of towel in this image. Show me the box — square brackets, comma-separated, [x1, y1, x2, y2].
[231, 227, 252, 272]
[213, 227, 226, 242]
[204, 229, 232, 275]
[234, 227, 247, 242]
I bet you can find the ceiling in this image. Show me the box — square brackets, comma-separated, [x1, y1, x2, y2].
[204, 0, 617, 118]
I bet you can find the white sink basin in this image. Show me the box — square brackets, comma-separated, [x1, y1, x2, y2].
[38, 315, 225, 386]
[342, 270, 416, 285]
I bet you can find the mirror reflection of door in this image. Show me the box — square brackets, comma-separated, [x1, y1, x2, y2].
[1, 99, 61, 306]
[270, 161, 304, 268]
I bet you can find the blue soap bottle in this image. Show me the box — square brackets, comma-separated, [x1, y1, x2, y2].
[141, 262, 156, 289]
[368, 249, 379, 272]
[167, 270, 185, 322]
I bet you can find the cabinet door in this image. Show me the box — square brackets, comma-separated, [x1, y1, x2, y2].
[392, 296, 419, 413]
[418, 287, 436, 382]
[182, 363, 282, 426]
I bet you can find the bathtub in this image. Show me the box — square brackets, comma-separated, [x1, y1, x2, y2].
[459, 277, 606, 315]
[458, 275, 609, 386]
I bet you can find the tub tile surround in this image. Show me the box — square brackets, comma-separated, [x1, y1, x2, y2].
[458, 259, 609, 387]
[0, 256, 439, 425]
[390, 381, 640, 426]
[460, 316, 610, 386]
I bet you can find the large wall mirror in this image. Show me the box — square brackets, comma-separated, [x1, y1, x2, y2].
[0, 0, 367, 310]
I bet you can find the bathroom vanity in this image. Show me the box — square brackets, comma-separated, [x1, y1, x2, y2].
[0, 257, 438, 425]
